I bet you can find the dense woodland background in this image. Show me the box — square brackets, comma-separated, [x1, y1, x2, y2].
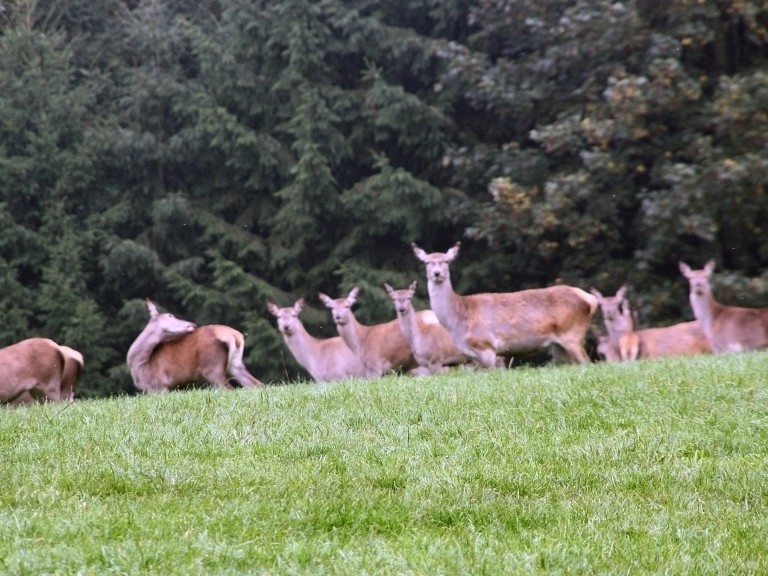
[2, 0, 768, 395]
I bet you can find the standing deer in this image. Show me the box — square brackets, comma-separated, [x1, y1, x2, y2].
[384, 281, 471, 375]
[267, 298, 367, 382]
[0, 338, 84, 404]
[412, 242, 597, 367]
[318, 288, 417, 378]
[680, 259, 768, 353]
[127, 299, 264, 392]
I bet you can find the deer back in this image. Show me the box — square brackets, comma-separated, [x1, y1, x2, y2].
[284, 323, 366, 381]
[412, 310, 466, 365]
[462, 286, 595, 347]
[0, 338, 66, 402]
[711, 307, 768, 352]
[619, 321, 711, 360]
[308, 337, 367, 381]
[353, 318, 416, 373]
[146, 325, 234, 387]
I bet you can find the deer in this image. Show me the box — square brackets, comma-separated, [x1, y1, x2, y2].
[616, 321, 711, 361]
[266, 298, 367, 382]
[318, 287, 417, 378]
[126, 299, 264, 393]
[412, 242, 597, 367]
[384, 280, 472, 375]
[592, 285, 709, 361]
[680, 259, 768, 353]
[591, 285, 636, 361]
[0, 338, 84, 404]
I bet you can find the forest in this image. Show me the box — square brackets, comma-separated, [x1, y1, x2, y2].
[2, 0, 768, 396]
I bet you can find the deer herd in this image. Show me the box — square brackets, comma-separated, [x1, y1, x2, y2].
[2, 246, 768, 405]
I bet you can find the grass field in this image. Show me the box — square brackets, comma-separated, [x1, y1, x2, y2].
[2, 352, 768, 575]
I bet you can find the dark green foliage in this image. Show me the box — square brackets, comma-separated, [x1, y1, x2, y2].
[1, 0, 768, 393]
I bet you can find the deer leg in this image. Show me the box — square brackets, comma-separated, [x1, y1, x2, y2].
[559, 341, 591, 364]
[409, 366, 432, 377]
[228, 364, 264, 388]
[5, 389, 41, 406]
[474, 347, 499, 368]
[203, 366, 235, 390]
[463, 334, 499, 368]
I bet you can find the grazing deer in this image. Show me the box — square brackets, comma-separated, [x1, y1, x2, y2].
[318, 288, 417, 378]
[412, 242, 597, 367]
[680, 260, 768, 353]
[384, 281, 471, 375]
[267, 298, 367, 382]
[0, 338, 84, 404]
[591, 285, 635, 360]
[127, 299, 263, 392]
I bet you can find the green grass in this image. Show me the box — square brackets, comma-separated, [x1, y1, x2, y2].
[3, 353, 768, 575]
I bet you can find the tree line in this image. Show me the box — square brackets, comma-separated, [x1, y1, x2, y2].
[2, 0, 768, 395]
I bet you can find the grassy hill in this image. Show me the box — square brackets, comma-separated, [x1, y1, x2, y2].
[2, 353, 768, 575]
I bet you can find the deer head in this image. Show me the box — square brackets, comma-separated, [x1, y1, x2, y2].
[384, 281, 418, 317]
[411, 242, 460, 284]
[145, 299, 197, 342]
[318, 287, 360, 326]
[679, 259, 716, 298]
[267, 298, 305, 337]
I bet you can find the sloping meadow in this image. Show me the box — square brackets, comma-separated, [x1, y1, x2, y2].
[2, 353, 768, 574]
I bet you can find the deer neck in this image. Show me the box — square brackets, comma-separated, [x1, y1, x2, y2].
[127, 326, 167, 386]
[283, 322, 318, 371]
[336, 314, 366, 355]
[426, 275, 461, 330]
[607, 317, 633, 346]
[689, 288, 721, 341]
[397, 308, 418, 347]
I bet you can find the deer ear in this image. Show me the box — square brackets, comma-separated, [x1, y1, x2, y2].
[678, 261, 691, 276]
[704, 259, 716, 274]
[616, 285, 628, 300]
[411, 243, 428, 262]
[590, 288, 603, 300]
[446, 242, 461, 261]
[318, 293, 332, 307]
[409, 280, 418, 293]
[384, 283, 394, 295]
[348, 286, 360, 303]
[146, 299, 159, 318]
[266, 301, 278, 316]
[294, 298, 305, 313]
